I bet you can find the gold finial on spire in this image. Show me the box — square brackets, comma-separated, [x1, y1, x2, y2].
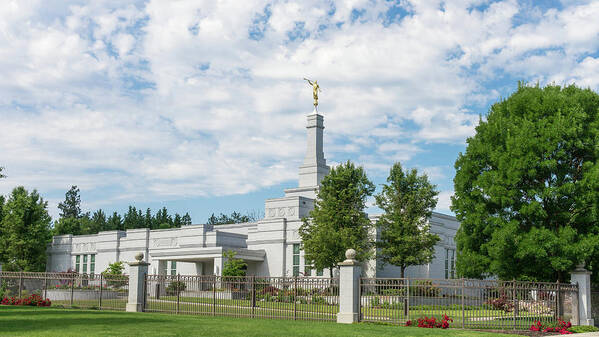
[304, 78, 321, 110]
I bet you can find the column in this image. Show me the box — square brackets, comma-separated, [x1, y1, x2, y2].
[213, 257, 224, 276]
[337, 249, 361, 324]
[157, 260, 167, 275]
[195, 262, 203, 276]
[126, 252, 150, 312]
[571, 264, 594, 326]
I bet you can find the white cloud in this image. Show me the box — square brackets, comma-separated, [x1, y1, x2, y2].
[1, 0, 599, 215]
[436, 190, 454, 214]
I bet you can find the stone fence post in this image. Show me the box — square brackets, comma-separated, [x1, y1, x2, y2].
[571, 264, 594, 326]
[337, 249, 361, 324]
[126, 252, 150, 312]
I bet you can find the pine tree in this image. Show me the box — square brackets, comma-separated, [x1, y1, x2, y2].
[91, 209, 107, 232]
[144, 208, 153, 228]
[173, 214, 183, 228]
[58, 186, 82, 219]
[107, 212, 123, 231]
[182, 213, 192, 226]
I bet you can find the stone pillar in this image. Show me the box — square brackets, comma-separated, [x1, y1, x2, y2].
[337, 249, 361, 324]
[126, 252, 150, 312]
[571, 264, 594, 326]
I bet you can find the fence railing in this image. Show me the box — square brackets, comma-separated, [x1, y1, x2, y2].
[0, 270, 583, 330]
[0, 271, 129, 311]
[359, 278, 578, 330]
[144, 275, 339, 321]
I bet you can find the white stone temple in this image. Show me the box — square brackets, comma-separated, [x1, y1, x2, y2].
[46, 111, 459, 279]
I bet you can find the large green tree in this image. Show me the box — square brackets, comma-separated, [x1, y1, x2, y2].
[375, 163, 440, 278]
[0, 187, 53, 271]
[299, 160, 375, 277]
[452, 84, 599, 282]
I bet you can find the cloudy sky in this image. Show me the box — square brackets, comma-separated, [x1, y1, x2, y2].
[1, 0, 599, 223]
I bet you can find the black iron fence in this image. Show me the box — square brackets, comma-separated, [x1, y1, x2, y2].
[144, 275, 339, 321]
[0, 271, 582, 331]
[360, 278, 578, 330]
[0, 271, 128, 311]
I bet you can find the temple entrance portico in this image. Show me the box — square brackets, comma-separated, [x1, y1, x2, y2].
[149, 247, 265, 276]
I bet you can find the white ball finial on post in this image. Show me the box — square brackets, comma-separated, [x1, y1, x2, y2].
[345, 249, 356, 261]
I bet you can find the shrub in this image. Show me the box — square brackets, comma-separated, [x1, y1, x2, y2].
[530, 319, 572, 334]
[486, 295, 514, 312]
[166, 281, 187, 296]
[370, 296, 381, 308]
[222, 250, 247, 277]
[409, 280, 441, 297]
[569, 325, 599, 333]
[259, 286, 279, 296]
[310, 295, 327, 305]
[102, 262, 127, 288]
[416, 314, 453, 329]
[1, 294, 51, 307]
[381, 288, 405, 296]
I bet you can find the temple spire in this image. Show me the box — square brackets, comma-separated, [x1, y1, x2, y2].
[298, 111, 329, 188]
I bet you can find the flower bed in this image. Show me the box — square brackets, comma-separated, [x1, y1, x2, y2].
[405, 314, 453, 329]
[530, 319, 572, 334]
[1, 294, 51, 307]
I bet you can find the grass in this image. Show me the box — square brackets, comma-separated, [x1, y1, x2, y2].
[48, 297, 555, 329]
[0, 306, 525, 337]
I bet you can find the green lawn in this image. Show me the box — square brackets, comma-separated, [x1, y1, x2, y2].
[0, 306, 524, 337]
[49, 297, 553, 329]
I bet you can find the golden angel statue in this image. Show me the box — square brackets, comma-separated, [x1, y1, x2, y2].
[304, 78, 321, 109]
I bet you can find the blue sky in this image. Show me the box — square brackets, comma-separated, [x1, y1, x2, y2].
[1, 0, 599, 223]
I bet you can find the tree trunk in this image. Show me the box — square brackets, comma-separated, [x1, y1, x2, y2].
[329, 267, 333, 278]
[401, 266, 406, 279]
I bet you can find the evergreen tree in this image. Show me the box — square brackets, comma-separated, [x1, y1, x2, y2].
[154, 207, 172, 229]
[206, 211, 256, 225]
[91, 209, 107, 232]
[123, 206, 144, 229]
[144, 208, 153, 228]
[375, 163, 440, 278]
[78, 213, 94, 235]
[54, 186, 84, 235]
[53, 217, 82, 236]
[182, 213, 192, 226]
[0, 187, 52, 271]
[173, 213, 183, 228]
[107, 212, 123, 231]
[299, 161, 375, 277]
[58, 186, 82, 219]
[452, 84, 599, 281]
